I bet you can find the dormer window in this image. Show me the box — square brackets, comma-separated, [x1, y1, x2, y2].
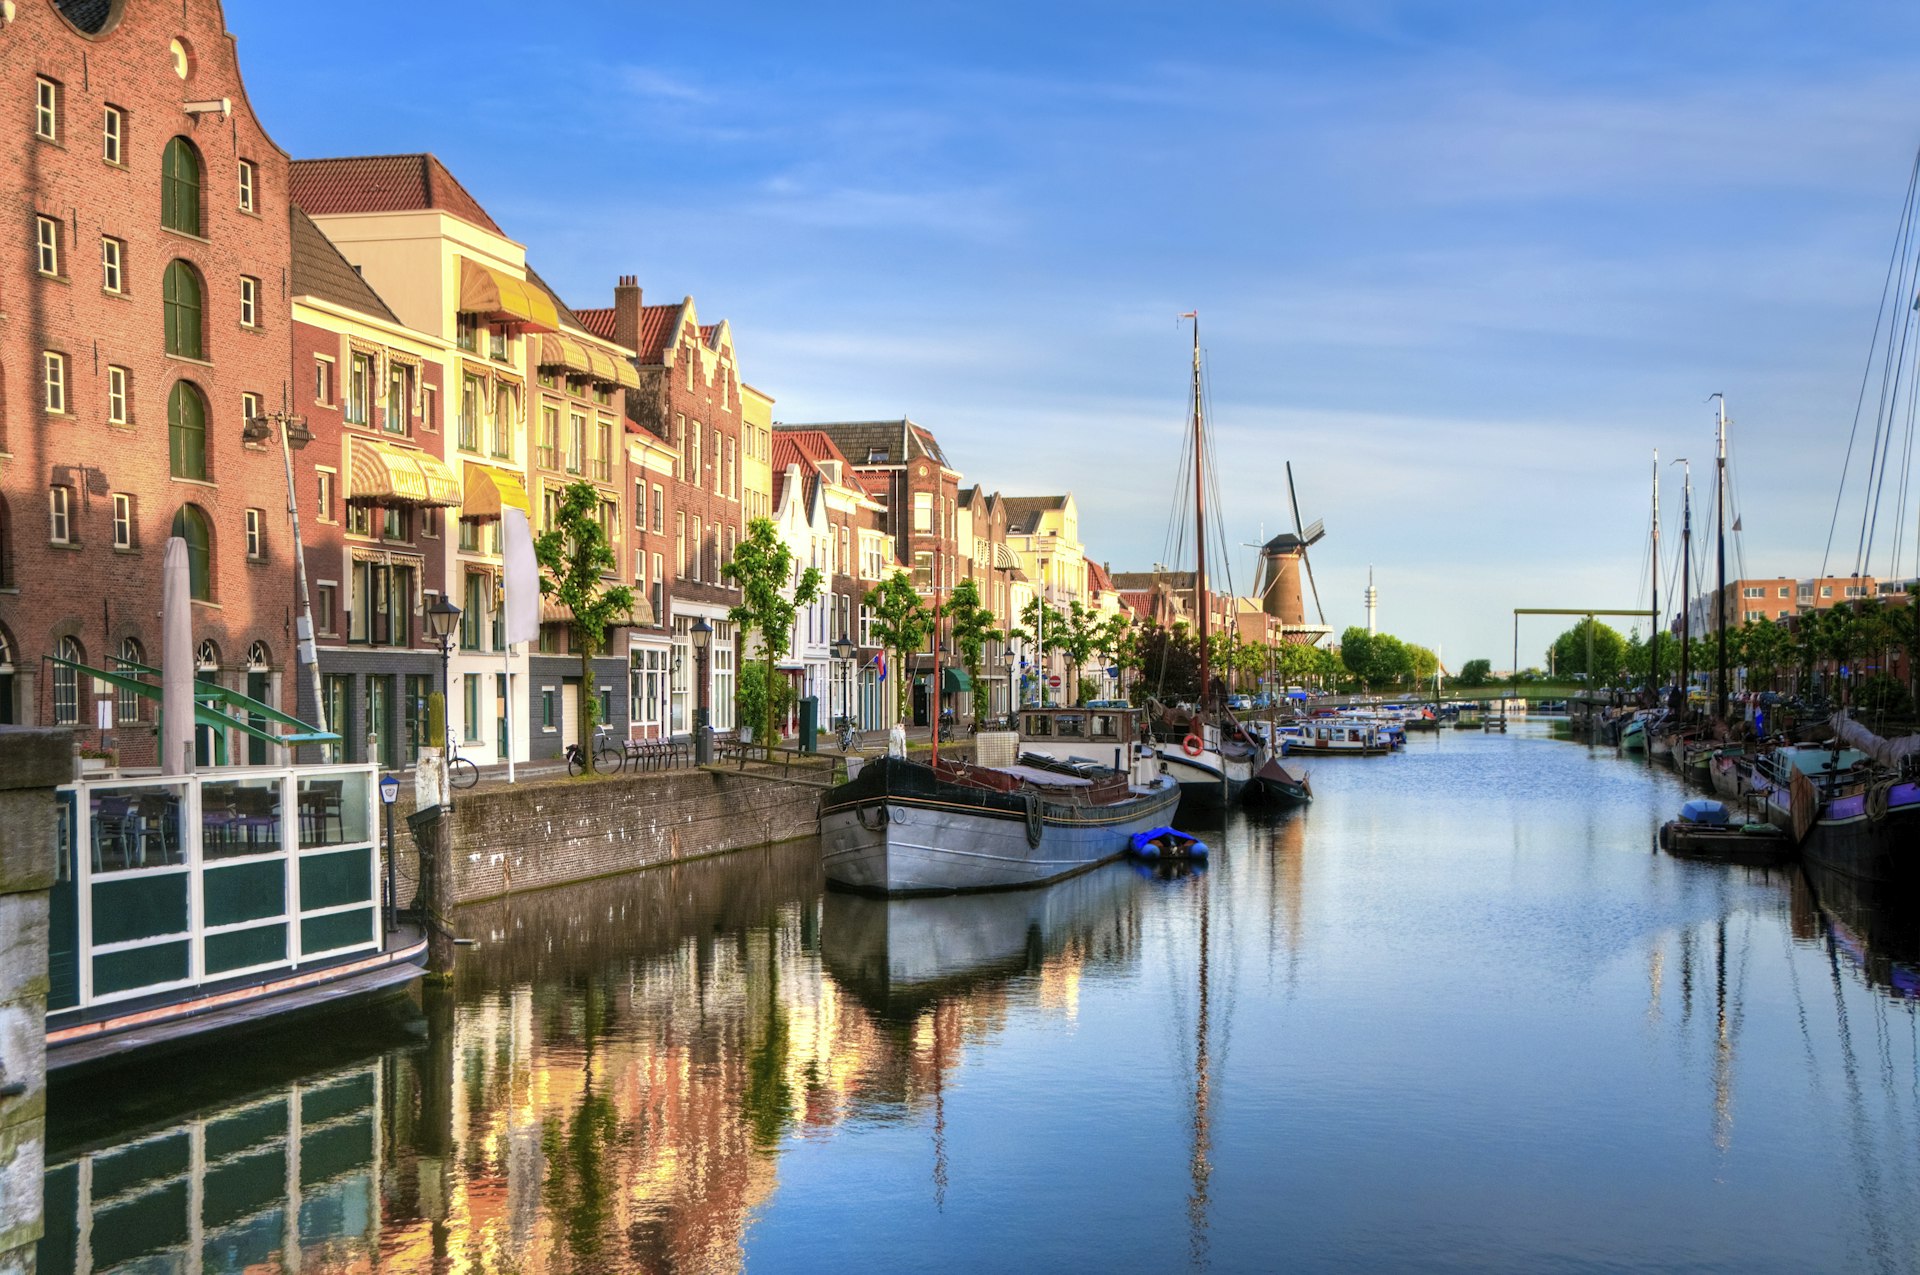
[867, 448, 888, 463]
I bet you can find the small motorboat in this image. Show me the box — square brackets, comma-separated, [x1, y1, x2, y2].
[1251, 757, 1313, 804]
[1129, 826, 1210, 859]
[1658, 797, 1792, 865]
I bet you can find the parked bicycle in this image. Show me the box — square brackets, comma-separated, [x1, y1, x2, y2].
[565, 729, 627, 777]
[835, 715, 861, 752]
[446, 751, 480, 790]
[938, 710, 956, 743]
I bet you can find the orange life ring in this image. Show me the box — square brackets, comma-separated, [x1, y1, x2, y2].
[1182, 734, 1203, 757]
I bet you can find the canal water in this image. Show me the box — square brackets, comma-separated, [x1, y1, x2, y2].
[41, 722, 1920, 1273]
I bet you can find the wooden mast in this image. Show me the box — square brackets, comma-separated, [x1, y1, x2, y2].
[1651, 449, 1660, 703]
[1189, 313, 1209, 711]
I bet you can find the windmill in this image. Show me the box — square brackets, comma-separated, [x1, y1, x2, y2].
[1254, 463, 1326, 628]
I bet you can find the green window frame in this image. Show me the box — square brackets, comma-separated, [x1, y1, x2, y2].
[161, 137, 202, 234]
[170, 504, 212, 601]
[167, 381, 208, 480]
[162, 260, 203, 359]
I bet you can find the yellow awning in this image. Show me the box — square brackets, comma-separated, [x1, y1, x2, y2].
[538, 333, 592, 375]
[461, 462, 530, 523]
[458, 258, 558, 332]
[347, 438, 462, 508]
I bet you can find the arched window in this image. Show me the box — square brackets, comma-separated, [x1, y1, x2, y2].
[172, 505, 212, 601]
[52, 635, 82, 726]
[116, 637, 144, 722]
[196, 639, 219, 671]
[161, 137, 202, 234]
[247, 641, 269, 668]
[168, 381, 207, 480]
[163, 260, 203, 358]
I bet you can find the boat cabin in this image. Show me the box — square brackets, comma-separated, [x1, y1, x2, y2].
[1018, 706, 1142, 747]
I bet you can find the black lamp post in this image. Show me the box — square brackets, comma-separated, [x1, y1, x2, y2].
[832, 633, 856, 736]
[1001, 648, 1017, 725]
[690, 616, 713, 763]
[424, 595, 462, 795]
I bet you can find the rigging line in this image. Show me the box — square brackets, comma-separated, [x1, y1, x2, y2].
[1890, 336, 1920, 581]
[1823, 146, 1920, 580]
[1856, 165, 1920, 577]
[1724, 425, 1748, 586]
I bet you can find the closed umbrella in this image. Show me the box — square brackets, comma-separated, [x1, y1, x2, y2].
[161, 536, 194, 775]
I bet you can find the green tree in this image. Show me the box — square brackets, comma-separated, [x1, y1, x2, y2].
[865, 570, 931, 722]
[534, 480, 635, 771]
[1550, 618, 1628, 684]
[723, 517, 823, 747]
[1129, 621, 1203, 705]
[1339, 627, 1376, 691]
[945, 577, 1001, 724]
[1454, 658, 1492, 688]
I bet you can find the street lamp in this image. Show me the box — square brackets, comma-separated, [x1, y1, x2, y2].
[424, 596, 462, 798]
[832, 633, 856, 736]
[1001, 648, 1016, 724]
[690, 616, 713, 763]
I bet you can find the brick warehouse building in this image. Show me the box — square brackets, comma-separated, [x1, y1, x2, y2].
[0, 0, 297, 761]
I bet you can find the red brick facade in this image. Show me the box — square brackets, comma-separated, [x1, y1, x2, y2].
[0, 0, 295, 757]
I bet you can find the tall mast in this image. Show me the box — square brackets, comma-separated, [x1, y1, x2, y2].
[1189, 313, 1209, 707]
[1650, 449, 1661, 702]
[1712, 394, 1729, 722]
[1679, 461, 1692, 711]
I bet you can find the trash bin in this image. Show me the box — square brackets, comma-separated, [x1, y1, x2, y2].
[798, 696, 819, 753]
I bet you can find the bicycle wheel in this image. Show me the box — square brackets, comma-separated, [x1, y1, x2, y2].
[449, 756, 480, 790]
[596, 745, 625, 773]
[566, 750, 587, 778]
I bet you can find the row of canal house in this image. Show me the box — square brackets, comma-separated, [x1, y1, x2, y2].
[1, 0, 1204, 765]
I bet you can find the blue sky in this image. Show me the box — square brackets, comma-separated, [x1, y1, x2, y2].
[228, 0, 1920, 667]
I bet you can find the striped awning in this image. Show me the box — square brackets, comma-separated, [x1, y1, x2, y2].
[347, 438, 462, 508]
[537, 333, 639, 389]
[540, 594, 654, 627]
[992, 542, 1022, 570]
[460, 462, 530, 523]
[458, 258, 558, 332]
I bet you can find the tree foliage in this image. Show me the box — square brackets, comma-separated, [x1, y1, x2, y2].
[723, 517, 823, 746]
[945, 577, 1000, 723]
[864, 570, 930, 722]
[1549, 618, 1628, 683]
[534, 480, 635, 769]
[1454, 658, 1492, 688]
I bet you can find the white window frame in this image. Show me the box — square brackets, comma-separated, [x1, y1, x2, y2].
[316, 467, 337, 523]
[245, 508, 264, 559]
[107, 365, 128, 424]
[239, 275, 259, 328]
[112, 493, 133, 549]
[43, 351, 67, 414]
[100, 235, 123, 293]
[49, 486, 71, 544]
[102, 104, 123, 164]
[314, 354, 334, 405]
[35, 77, 58, 141]
[241, 391, 261, 437]
[237, 159, 256, 213]
[35, 215, 59, 276]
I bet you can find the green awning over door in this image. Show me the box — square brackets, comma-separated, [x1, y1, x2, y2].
[942, 668, 972, 693]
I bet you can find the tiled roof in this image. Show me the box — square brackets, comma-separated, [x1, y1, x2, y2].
[53, 0, 113, 32]
[573, 307, 616, 340]
[771, 434, 808, 475]
[777, 420, 950, 470]
[288, 155, 504, 235]
[635, 304, 684, 362]
[1086, 561, 1115, 594]
[1113, 571, 1197, 591]
[289, 205, 399, 325]
[1002, 495, 1068, 535]
[521, 264, 597, 338]
[778, 429, 853, 471]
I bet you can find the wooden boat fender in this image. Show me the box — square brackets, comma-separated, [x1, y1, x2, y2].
[1183, 734, 1204, 757]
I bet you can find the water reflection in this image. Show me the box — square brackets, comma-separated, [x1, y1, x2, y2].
[39, 724, 1920, 1273]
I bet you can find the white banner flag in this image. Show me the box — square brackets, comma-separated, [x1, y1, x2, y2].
[502, 507, 541, 646]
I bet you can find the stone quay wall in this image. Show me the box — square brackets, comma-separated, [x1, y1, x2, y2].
[0, 729, 67, 1274]
[390, 769, 822, 906]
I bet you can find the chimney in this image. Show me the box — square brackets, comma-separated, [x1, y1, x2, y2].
[614, 274, 642, 350]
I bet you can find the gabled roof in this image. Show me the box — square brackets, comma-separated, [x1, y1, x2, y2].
[775, 420, 954, 472]
[1086, 561, 1116, 595]
[1002, 495, 1068, 535]
[290, 205, 400, 325]
[573, 307, 617, 340]
[289, 155, 505, 235]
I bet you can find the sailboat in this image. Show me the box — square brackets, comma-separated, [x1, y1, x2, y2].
[1146, 314, 1263, 807]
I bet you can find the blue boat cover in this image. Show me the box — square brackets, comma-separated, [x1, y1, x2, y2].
[1129, 827, 1210, 858]
[1679, 798, 1729, 826]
